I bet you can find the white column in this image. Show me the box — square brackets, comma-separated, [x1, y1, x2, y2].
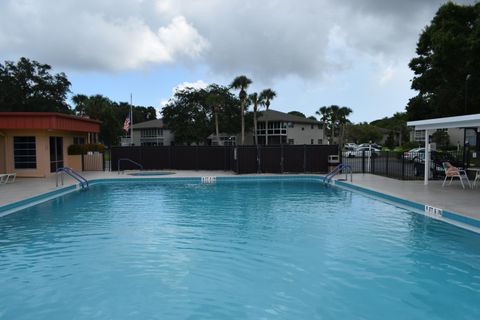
[424, 129, 429, 185]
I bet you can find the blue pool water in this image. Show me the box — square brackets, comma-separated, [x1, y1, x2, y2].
[0, 180, 479, 319]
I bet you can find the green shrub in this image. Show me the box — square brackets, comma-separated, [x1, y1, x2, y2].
[68, 143, 106, 155]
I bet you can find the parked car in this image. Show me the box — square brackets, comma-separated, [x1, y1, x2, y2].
[403, 148, 425, 161]
[344, 143, 358, 149]
[357, 143, 382, 150]
[344, 146, 381, 158]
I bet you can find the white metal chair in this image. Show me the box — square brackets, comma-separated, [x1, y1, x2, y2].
[473, 170, 480, 188]
[0, 173, 16, 184]
[442, 162, 471, 189]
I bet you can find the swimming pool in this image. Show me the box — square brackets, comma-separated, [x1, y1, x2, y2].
[1, 179, 479, 319]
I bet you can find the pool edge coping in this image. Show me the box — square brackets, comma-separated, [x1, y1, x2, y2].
[1, 175, 479, 233]
[334, 180, 480, 234]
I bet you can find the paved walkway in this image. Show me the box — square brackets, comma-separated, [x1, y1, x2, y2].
[1, 171, 479, 223]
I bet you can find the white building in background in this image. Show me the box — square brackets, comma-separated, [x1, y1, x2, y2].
[121, 110, 326, 146]
[121, 119, 174, 146]
[252, 109, 325, 145]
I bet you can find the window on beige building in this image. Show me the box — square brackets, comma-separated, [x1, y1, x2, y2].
[14, 136, 37, 169]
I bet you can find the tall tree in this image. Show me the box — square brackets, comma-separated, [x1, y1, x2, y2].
[0, 57, 71, 113]
[370, 112, 409, 145]
[345, 123, 383, 144]
[259, 88, 277, 145]
[316, 105, 352, 144]
[206, 87, 227, 145]
[337, 106, 353, 147]
[72, 94, 123, 146]
[230, 75, 252, 145]
[248, 92, 264, 145]
[407, 2, 480, 120]
[162, 84, 241, 145]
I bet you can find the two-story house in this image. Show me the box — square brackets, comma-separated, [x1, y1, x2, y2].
[121, 119, 174, 146]
[252, 109, 325, 145]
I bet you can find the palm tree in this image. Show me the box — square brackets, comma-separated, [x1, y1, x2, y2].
[259, 89, 277, 145]
[248, 92, 264, 145]
[72, 94, 89, 116]
[230, 75, 252, 145]
[337, 107, 353, 147]
[206, 91, 224, 146]
[316, 106, 331, 144]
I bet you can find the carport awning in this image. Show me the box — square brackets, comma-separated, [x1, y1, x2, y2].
[407, 113, 480, 186]
[407, 114, 480, 130]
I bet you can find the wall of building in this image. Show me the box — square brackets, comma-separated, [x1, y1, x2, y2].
[287, 123, 324, 144]
[2, 129, 88, 177]
[124, 129, 175, 146]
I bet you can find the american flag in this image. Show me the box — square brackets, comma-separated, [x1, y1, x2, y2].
[123, 115, 130, 132]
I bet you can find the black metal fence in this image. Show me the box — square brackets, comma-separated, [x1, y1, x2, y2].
[342, 150, 464, 180]
[111, 145, 338, 174]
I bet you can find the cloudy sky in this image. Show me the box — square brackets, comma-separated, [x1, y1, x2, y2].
[0, 0, 473, 122]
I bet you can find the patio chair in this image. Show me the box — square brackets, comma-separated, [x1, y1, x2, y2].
[0, 173, 16, 184]
[442, 162, 471, 189]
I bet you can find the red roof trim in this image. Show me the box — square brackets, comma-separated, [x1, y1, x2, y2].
[0, 112, 101, 133]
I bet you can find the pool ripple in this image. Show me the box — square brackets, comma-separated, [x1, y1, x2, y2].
[0, 181, 479, 319]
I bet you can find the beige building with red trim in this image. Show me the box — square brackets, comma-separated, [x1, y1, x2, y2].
[0, 112, 101, 177]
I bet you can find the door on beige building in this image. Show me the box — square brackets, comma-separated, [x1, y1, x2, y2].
[49, 136, 64, 172]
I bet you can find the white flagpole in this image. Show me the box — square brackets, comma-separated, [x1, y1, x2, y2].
[130, 93, 133, 146]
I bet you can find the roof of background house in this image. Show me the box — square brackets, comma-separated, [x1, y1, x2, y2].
[131, 119, 165, 129]
[258, 109, 320, 124]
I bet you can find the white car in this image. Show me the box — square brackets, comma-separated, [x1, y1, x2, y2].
[344, 146, 381, 158]
[344, 143, 358, 149]
[403, 148, 425, 161]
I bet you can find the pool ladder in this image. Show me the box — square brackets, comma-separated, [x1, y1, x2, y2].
[324, 163, 352, 184]
[56, 167, 89, 189]
[118, 158, 143, 174]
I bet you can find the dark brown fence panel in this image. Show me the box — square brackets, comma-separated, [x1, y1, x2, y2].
[261, 146, 282, 173]
[283, 145, 306, 172]
[142, 147, 170, 169]
[111, 145, 338, 173]
[111, 147, 143, 171]
[171, 146, 198, 170]
[236, 146, 258, 174]
[198, 146, 231, 170]
[305, 145, 338, 173]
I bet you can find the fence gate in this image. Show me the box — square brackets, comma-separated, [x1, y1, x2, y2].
[82, 153, 104, 171]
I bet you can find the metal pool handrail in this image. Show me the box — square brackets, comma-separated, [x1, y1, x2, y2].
[56, 167, 89, 189]
[118, 158, 143, 174]
[325, 163, 353, 183]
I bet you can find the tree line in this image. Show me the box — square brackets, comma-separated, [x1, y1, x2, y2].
[162, 75, 280, 145]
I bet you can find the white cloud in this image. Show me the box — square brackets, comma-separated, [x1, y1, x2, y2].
[0, 0, 208, 71]
[173, 80, 208, 94]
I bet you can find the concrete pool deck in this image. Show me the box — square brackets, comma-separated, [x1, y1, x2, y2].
[1, 171, 479, 226]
